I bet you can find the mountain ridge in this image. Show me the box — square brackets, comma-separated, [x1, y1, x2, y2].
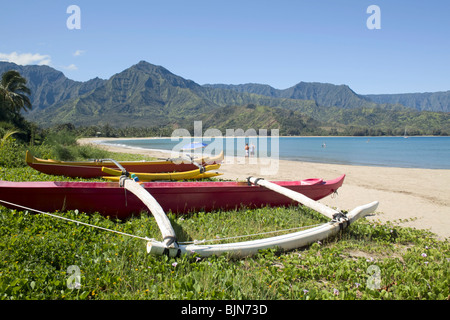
[2, 60, 449, 114]
[204, 82, 449, 112]
[0, 61, 106, 113]
[0, 60, 448, 135]
[365, 91, 450, 112]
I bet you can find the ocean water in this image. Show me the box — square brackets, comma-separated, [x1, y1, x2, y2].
[99, 136, 450, 169]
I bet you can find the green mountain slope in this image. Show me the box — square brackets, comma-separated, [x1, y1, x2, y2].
[205, 82, 450, 112]
[27, 61, 221, 127]
[205, 82, 377, 109]
[364, 91, 450, 112]
[25, 61, 320, 128]
[200, 104, 324, 136]
[1, 60, 448, 135]
[0, 62, 105, 113]
[312, 105, 450, 136]
[279, 82, 376, 109]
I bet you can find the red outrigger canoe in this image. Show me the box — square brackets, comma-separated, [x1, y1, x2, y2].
[25, 150, 224, 178]
[0, 175, 344, 219]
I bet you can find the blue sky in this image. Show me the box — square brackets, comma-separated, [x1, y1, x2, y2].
[1, 0, 449, 94]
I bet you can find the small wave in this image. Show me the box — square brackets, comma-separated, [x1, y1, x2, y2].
[97, 141, 173, 154]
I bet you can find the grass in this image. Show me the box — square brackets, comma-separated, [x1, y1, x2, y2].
[0, 140, 449, 300]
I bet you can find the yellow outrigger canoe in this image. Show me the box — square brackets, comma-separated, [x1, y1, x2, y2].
[25, 150, 224, 178]
[101, 164, 223, 181]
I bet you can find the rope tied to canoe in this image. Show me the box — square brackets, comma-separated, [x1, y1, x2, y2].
[0, 199, 328, 247]
[0, 199, 154, 243]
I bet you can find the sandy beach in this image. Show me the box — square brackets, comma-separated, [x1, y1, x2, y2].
[79, 137, 450, 240]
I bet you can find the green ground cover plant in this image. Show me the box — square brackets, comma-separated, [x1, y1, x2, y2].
[1, 204, 448, 300]
[0, 135, 448, 300]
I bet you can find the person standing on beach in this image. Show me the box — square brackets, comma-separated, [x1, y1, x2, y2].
[245, 143, 249, 157]
[250, 143, 256, 156]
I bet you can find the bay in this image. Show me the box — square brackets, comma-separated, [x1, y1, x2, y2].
[99, 136, 450, 169]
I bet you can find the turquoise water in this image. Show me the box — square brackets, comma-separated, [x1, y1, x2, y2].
[100, 136, 450, 169]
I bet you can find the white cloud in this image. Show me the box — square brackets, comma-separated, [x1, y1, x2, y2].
[73, 50, 86, 57]
[0, 52, 51, 66]
[63, 64, 78, 71]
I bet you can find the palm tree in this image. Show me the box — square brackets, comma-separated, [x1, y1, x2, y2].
[0, 70, 32, 115]
[0, 129, 20, 147]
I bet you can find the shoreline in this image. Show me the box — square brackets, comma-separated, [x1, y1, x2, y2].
[79, 137, 450, 240]
[91, 135, 450, 170]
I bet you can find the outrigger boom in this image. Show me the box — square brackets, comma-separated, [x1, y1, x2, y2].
[106, 159, 179, 249]
[247, 177, 347, 221]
